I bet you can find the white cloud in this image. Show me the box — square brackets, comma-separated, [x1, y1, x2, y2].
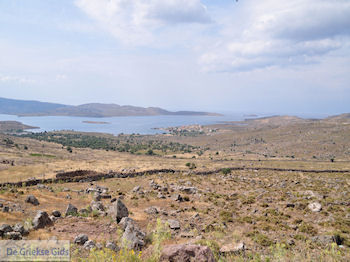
[199, 0, 350, 72]
[74, 0, 211, 45]
[0, 75, 35, 84]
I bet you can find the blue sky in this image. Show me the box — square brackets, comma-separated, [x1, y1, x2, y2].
[0, 0, 349, 116]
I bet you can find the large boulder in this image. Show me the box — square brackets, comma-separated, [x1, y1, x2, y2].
[122, 223, 145, 250]
[25, 195, 40, 206]
[108, 199, 129, 223]
[33, 211, 53, 229]
[160, 244, 216, 262]
[65, 203, 78, 216]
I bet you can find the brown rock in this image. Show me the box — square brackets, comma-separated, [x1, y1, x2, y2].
[160, 244, 216, 262]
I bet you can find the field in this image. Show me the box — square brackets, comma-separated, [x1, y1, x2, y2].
[0, 115, 349, 261]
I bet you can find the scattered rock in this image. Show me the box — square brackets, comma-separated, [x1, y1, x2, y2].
[93, 192, 102, 201]
[220, 242, 245, 254]
[312, 235, 343, 245]
[167, 219, 181, 230]
[91, 201, 105, 212]
[286, 203, 295, 208]
[160, 244, 215, 262]
[122, 223, 145, 250]
[100, 194, 112, 199]
[179, 187, 197, 194]
[52, 210, 62, 218]
[106, 241, 120, 252]
[119, 217, 135, 231]
[145, 206, 159, 215]
[109, 198, 129, 223]
[308, 202, 322, 212]
[25, 195, 39, 206]
[157, 192, 166, 199]
[74, 234, 88, 245]
[171, 194, 183, 202]
[33, 211, 53, 229]
[0, 224, 13, 236]
[132, 186, 141, 193]
[83, 240, 96, 250]
[4, 231, 22, 240]
[65, 203, 78, 216]
[13, 223, 28, 236]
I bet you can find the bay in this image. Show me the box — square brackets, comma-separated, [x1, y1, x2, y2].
[0, 114, 246, 135]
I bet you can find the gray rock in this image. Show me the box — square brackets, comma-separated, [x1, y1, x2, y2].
[52, 210, 61, 217]
[93, 192, 102, 201]
[37, 184, 46, 189]
[83, 240, 96, 250]
[157, 192, 166, 199]
[91, 201, 105, 212]
[2, 206, 9, 212]
[178, 186, 197, 194]
[167, 219, 180, 230]
[25, 195, 39, 206]
[160, 244, 215, 262]
[65, 203, 78, 216]
[108, 198, 129, 223]
[171, 194, 183, 202]
[100, 194, 112, 199]
[13, 223, 28, 236]
[122, 223, 145, 250]
[106, 241, 120, 252]
[144, 206, 159, 215]
[220, 242, 245, 254]
[119, 217, 135, 231]
[312, 235, 343, 245]
[4, 232, 22, 240]
[74, 234, 88, 245]
[132, 186, 141, 192]
[33, 211, 53, 229]
[308, 202, 322, 212]
[0, 224, 13, 236]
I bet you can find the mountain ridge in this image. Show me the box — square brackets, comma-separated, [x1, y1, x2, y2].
[0, 97, 221, 117]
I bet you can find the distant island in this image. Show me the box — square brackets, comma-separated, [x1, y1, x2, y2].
[82, 121, 110, 124]
[0, 97, 221, 118]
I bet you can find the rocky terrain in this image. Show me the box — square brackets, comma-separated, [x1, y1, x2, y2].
[0, 115, 349, 261]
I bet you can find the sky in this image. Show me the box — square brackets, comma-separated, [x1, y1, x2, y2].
[0, 0, 349, 116]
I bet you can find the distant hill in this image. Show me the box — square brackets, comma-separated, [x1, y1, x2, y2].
[0, 97, 220, 117]
[0, 121, 38, 133]
[245, 115, 308, 126]
[326, 113, 350, 120]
